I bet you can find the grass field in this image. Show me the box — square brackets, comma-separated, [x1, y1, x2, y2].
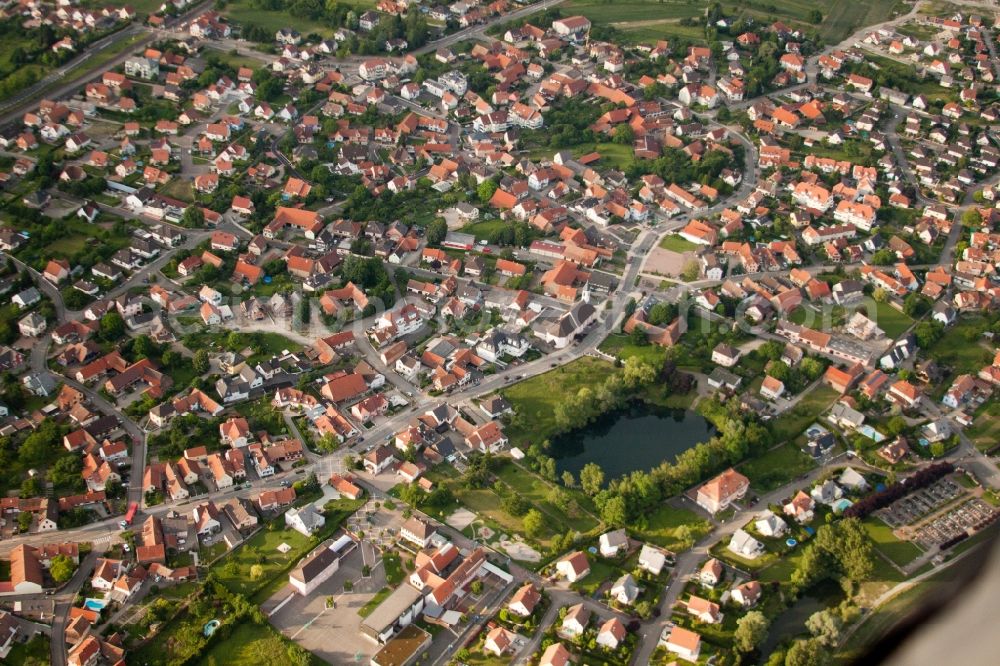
[739, 442, 818, 492]
[527, 141, 635, 170]
[159, 178, 194, 204]
[658, 235, 699, 253]
[563, 0, 904, 44]
[633, 503, 712, 551]
[873, 301, 914, 339]
[863, 519, 924, 568]
[199, 622, 321, 666]
[494, 460, 600, 534]
[224, 0, 376, 37]
[769, 385, 840, 443]
[965, 399, 1000, 453]
[502, 356, 618, 446]
[599, 333, 669, 366]
[214, 500, 361, 603]
[460, 218, 510, 241]
[926, 317, 995, 379]
[837, 560, 961, 663]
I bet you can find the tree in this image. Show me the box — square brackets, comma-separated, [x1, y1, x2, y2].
[962, 208, 982, 228]
[600, 494, 627, 527]
[623, 357, 657, 388]
[580, 462, 605, 495]
[50, 554, 75, 583]
[193, 349, 210, 374]
[886, 415, 907, 437]
[477, 179, 498, 203]
[427, 218, 448, 245]
[629, 325, 648, 346]
[523, 509, 544, 537]
[681, 260, 700, 282]
[871, 249, 895, 266]
[182, 206, 205, 228]
[903, 293, 931, 317]
[784, 638, 829, 666]
[806, 609, 842, 647]
[17, 512, 32, 532]
[101, 312, 126, 340]
[872, 287, 888, 303]
[250, 564, 264, 580]
[613, 124, 635, 145]
[733, 610, 770, 653]
[561, 470, 575, 487]
[647, 302, 675, 326]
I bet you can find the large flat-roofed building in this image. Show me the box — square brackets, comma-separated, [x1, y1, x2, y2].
[361, 584, 424, 644]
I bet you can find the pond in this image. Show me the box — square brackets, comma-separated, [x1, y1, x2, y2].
[550, 401, 716, 480]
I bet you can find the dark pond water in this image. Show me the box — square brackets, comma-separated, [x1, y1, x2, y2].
[550, 401, 716, 479]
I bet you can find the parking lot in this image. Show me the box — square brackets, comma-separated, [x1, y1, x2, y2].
[914, 498, 997, 549]
[268, 540, 384, 664]
[877, 479, 964, 528]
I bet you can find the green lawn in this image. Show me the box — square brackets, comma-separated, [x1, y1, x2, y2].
[926, 317, 995, 381]
[863, 519, 923, 568]
[570, 558, 622, 596]
[502, 356, 618, 446]
[358, 586, 392, 618]
[658, 235, 699, 253]
[633, 504, 712, 552]
[382, 551, 404, 585]
[769, 385, 840, 443]
[873, 301, 914, 339]
[739, 442, 817, 492]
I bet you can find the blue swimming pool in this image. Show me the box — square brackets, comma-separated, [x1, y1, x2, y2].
[83, 598, 107, 611]
[832, 498, 854, 514]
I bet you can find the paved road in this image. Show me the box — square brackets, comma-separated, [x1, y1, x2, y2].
[48, 550, 101, 666]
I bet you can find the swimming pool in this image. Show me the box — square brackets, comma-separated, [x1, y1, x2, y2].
[83, 598, 107, 611]
[858, 425, 886, 443]
[832, 498, 854, 514]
